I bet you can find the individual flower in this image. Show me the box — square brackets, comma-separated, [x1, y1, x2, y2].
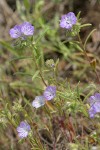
[21, 22, 34, 36]
[32, 96, 45, 108]
[17, 121, 31, 139]
[9, 25, 22, 39]
[9, 22, 34, 39]
[60, 12, 77, 29]
[88, 93, 100, 118]
[43, 86, 56, 100]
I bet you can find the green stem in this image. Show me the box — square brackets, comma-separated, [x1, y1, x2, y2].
[32, 46, 47, 87]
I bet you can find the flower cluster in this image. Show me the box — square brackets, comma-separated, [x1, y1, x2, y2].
[9, 22, 34, 39]
[88, 93, 100, 118]
[17, 121, 31, 139]
[32, 86, 56, 108]
[46, 59, 55, 68]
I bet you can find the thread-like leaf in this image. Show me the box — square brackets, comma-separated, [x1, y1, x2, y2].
[84, 29, 96, 49]
[9, 56, 33, 62]
[32, 70, 40, 81]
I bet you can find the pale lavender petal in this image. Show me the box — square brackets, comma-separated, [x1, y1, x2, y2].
[60, 12, 77, 30]
[17, 121, 30, 139]
[9, 25, 22, 38]
[88, 93, 100, 118]
[32, 96, 45, 108]
[89, 107, 96, 118]
[88, 96, 96, 106]
[20, 121, 27, 128]
[94, 93, 100, 102]
[21, 22, 34, 36]
[60, 19, 67, 28]
[43, 86, 56, 100]
[17, 127, 23, 132]
[93, 102, 100, 112]
[67, 12, 77, 25]
[18, 130, 28, 138]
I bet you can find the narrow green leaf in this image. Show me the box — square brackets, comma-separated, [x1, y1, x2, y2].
[35, 27, 50, 44]
[77, 11, 81, 19]
[70, 42, 83, 51]
[81, 23, 92, 28]
[84, 29, 96, 49]
[23, 0, 30, 11]
[9, 56, 33, 62]
[55, 58, 59, 66]
[32, 70, 40, 81]
[14, 72, 32, 76]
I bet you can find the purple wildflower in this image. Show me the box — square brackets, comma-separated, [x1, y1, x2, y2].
[21, 22, 34, 36]
[17, 121, 31, 139]
[43, 86, 56, 100]
[60, 12, 77, 29]
[88, 93, 100, 118]
[9, 25, 22, 39]
[32, 96, 45, 108]
[9, 22, 34, 39]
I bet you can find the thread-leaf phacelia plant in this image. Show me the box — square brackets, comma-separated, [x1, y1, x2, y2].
[6, 12, 100, 149]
